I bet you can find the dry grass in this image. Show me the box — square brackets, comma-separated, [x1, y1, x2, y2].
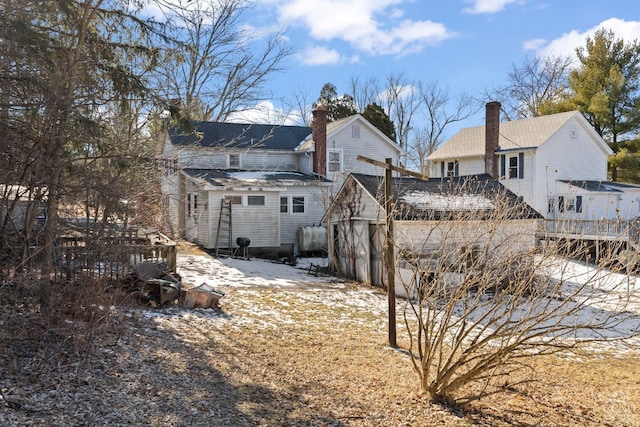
[1, 245, 639, 426]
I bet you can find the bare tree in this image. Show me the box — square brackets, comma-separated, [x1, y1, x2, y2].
[152, 0, 291, 122]
[407, 83, 476, 174]
[392, 186, 639, 404]
[381, 73, 422, 149]
[486, 54, 573, 120]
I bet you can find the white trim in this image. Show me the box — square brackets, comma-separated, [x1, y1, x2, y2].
[328, 148, 343, 173]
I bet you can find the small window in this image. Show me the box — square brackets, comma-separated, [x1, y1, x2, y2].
[229, 153, 240, 168]
[508, 156, 518, 179]
[328, 149, 342, 172]
[558, 196, 565, 213]
[352, 124, 360, 138]
[566, 197, 575, 212]
[247, 195, 265, 206]
[292, 196, 305, 213]
[280, 196, 288, 213]
[224, 195, 242, 204]
[446, 161, 459, 177]
[187, 193, 191, 217]
[548, 198, 555, 214]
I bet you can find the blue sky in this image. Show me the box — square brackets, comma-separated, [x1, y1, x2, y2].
[146, 0, 640, 137]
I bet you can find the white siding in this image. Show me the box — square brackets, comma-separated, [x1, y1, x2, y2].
[394, 219, 538, 258]
[499, 151, 535, 212]
[279, 185, 329, 245]
[205, 191, 280, 250]
[533, 118, 610, 217]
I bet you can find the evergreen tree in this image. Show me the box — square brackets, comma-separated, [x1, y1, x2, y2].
[315, 83, 357, 121]
[362, 102, 396, 141]
[568, 29, 640, 145]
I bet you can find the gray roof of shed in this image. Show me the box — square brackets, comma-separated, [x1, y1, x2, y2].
[350, 173, 540, 220]
[169, 121, 312, 150]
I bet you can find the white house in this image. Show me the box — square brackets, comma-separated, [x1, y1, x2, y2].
[158, 108, 404, 257]
[427, 102, 640, 221]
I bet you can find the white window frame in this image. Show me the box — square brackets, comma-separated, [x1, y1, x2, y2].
[228, 153, 241, 168]
[508, 155, 519, 179]
[279, 195, 307, 215]
[247, 195, 265, 206]
[328, 149, 343, 173]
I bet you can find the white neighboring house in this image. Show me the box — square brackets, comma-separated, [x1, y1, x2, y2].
[158, 107, 403, 257]
[427, 102, 640, 221]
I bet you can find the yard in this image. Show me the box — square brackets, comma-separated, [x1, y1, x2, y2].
[1, 242, 639, 426]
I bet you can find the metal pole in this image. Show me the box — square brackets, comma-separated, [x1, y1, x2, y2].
[385, 158, 397, 348]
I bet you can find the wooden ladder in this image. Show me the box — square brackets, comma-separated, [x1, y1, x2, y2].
[215, 200, 233, 257]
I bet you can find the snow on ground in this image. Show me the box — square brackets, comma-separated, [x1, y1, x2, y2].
[143, 250, 640, 356]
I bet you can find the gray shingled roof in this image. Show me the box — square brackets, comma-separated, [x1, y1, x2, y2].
[169, 121, 312, 150]
[350, 173, 540, 220]
[559, 180, 640, 192]
[183, 168, 328, 188]
[428, 111, 579, 160]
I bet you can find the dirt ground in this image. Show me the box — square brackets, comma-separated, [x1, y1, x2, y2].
[1, 244, 639, 426]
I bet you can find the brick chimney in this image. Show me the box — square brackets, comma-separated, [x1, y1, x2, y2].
[485, 101, 501, 177]
[312, 106, 327, 176]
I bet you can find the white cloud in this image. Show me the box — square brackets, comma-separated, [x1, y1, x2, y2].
[272, 0, 454, 57]
[226, 101, 301, 125]
[295, 46, 344, 66]
[462, 0, 520, 14]
[527, 18, 640, 59]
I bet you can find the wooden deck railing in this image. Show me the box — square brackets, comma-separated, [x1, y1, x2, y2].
[538, 219, 640, 243]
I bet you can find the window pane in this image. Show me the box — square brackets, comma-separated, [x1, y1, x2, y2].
[229, 154, 240, 167]
[247, 195, 265, 206]
[225, 195, 242, 204]
[292, 196, 305, 213]
[280, 196, 288, 213]
[508, 156, 518, 178]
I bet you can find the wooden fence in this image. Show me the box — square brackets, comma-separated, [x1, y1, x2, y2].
[54, 235, 177, 280]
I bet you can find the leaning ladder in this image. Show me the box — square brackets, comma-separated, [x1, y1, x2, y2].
[215, 200, 233, 257]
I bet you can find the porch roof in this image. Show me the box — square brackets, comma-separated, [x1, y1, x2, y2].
[183, 168, 329, 189]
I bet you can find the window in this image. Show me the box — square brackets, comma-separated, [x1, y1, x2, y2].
[446, 161, 459, 177]
[228, 153, 240, 168]
[187, 193, 191, 217]
[193, 195, 198, 216]
[292, 196, 305, 213]
[566, 197, 575, 212]
[352, 124, 360, 138]
[508, 156, 518, 178]
[328, 149, 342, 172]
[247, 195, 265, 206]
[279, 195, 306, 214]
[556, 196, 582, 213]
[224, 195, 242, 205]
[548, 198, 556, 215]
[500, 153, 524, 179]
